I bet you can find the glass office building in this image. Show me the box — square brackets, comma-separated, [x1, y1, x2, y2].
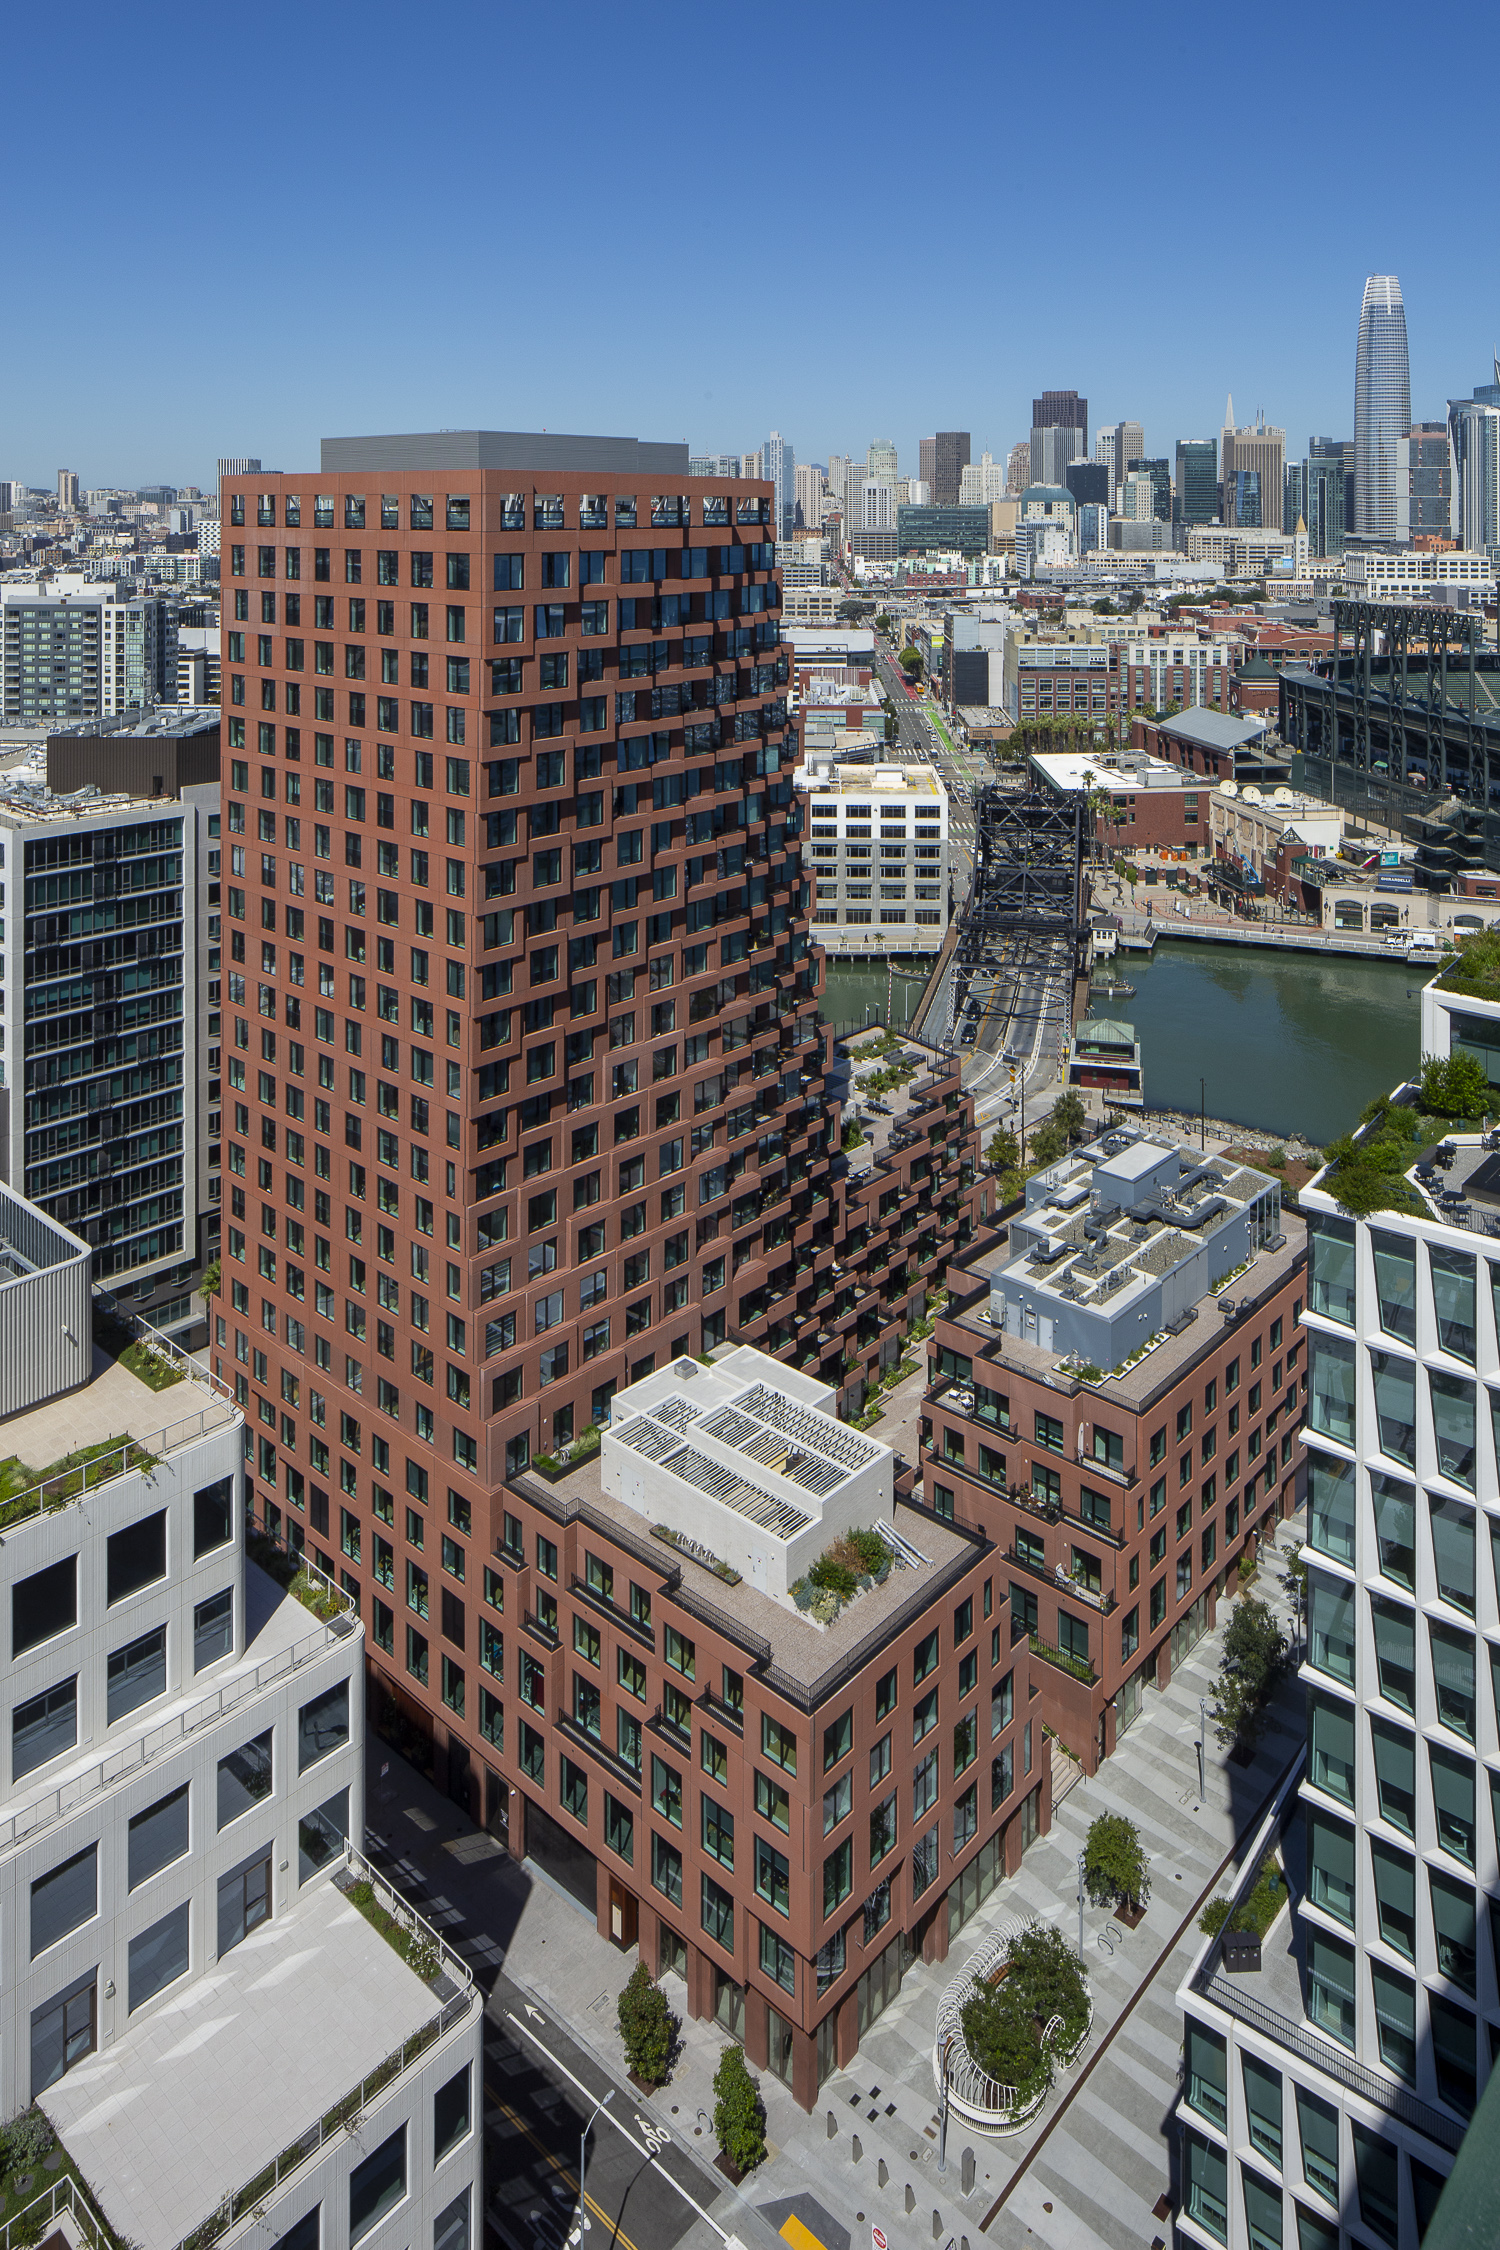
[1354, 275, 1411, 542]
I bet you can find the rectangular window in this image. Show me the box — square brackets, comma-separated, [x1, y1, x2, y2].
[218, 1849, 272, 1955]
[129, 1902, 191, 2012]
[349, 2125, 407, 2246]
[107, 1510, 167, 1603]
[107, 1624, 167, 1722]
[31, 1845, 97, 1957]
[1184, 2020, 1226, 2129]
[14, 1677, 78, 1779]
[298, 1681, 350, 1771]
[128, 1784, 191, 1889]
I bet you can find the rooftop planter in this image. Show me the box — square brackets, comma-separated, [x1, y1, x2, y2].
[650, 1524, 742, 1586]
[791, 1528, 894, 1624]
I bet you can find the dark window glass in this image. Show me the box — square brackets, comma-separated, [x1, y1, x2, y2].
[31, 1844, 97, 1957]
[13, 1557, 77, 1655]
[217, 1850, 272, 1955]
[298, 1682, 349, 1771]
[13, 1677, 78, 1779]
[218, 1728, 274, 1827]
[127, 1784, 190, 1889]
[434, 2064, 472, 2160]
[349, 2125, 407, 2244]
[194, 1589, 234, 1671]
[107, 1624, 167, 1721]
[194, 1477, 235, 1557]
[128, 1902, 191, 2011]
[107, 1511, 167, 1603]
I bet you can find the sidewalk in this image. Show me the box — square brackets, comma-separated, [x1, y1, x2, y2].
[370, 1518, 1307, 2250]
[671, 1518, 1307, 2250]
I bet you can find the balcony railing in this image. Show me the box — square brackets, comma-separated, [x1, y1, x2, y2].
[176, 1848, 476, 2250]
[0, 1393, 240, 1537]
[1027, 1631, 1099, 1686]
[0, 1566, 355, 1860]
[1006, 1544, 1117, 1614]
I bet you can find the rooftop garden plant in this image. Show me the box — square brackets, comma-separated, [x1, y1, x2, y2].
[1434, 926, 1500, 998]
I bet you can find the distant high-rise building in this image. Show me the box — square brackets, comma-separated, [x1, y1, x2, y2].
[919, 438, 937, 493]
[1226, 469, 1262, 528]
[794, 461, 823, 531]
[959, 453, 1009, 506]
[1399, 422, 1453, 543]
[1447, 398, 1500, 551]
[1031, 391, 1088, 449]
[1175, 439, 1218, 525]
[689, 453, 742, 477]
[1030, 424, 1085, 488]
[1304, 453, 1345, 556]
[1077, 502, 1109, 556]
[216, 457, 260, 483]
[860, 479, 894, 531]
[1064, 460, 1109, 508]
[932, 432, 970, 507]
[57, 470, 79, 510]
[1353, 274, 1411, 541]
[742, 448, 763, 482]
[1121, 471, 1158, 522]
[1284, 461, 1306, 535]
[1125, 457, 1171, 522]
[1311, 436, 1355, 546]
[867, 438, 898, 487]
[1098, 422, 1144, 510]
[764, 430, 797, 539]
[1221, 407, 1285, 532]
[825, 452, 851, 517]
[1005, 442, 1031, 495]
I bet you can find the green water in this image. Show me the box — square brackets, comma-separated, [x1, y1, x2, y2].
[822, 957, 933, 1038]
[1106, 940, 1422, 1144]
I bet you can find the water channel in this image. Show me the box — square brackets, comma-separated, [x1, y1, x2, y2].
[822, 944, 1425, 1148]
[1101, 939, 1422, 1145]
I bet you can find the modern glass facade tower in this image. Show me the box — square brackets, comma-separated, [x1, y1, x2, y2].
[1354, 275, 1411, 542]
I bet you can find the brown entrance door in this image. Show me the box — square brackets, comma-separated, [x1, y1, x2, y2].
[608, 1881, 638, 1949]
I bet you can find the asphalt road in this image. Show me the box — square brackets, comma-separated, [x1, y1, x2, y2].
[362, 1753, 732, 2250]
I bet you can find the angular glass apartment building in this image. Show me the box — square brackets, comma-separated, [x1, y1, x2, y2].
[1173, 968, 1500, 2247]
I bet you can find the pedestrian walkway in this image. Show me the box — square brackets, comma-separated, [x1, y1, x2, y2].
[369, 1517, 1307, 2250]
[672, 1522, 1307, 2250]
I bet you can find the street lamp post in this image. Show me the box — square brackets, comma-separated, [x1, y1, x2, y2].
[1077, 1849, 1087, 1961]
[567, 2089, 614, 2244]
[1197, 1697, 1207, 1803]
[937, 2032, 951, 2172]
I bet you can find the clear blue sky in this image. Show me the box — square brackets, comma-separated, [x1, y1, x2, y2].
[7, 0, 1496, 491]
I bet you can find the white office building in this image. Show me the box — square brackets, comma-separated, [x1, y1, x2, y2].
[0, 1182, 481, 2250]
[1343, 547, 1496, 607]
[796, 753, 950, 956]
[1174, 973, 1500, 2246]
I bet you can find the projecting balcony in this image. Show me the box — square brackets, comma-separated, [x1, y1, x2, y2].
[1005, 1542, 1116, 1615]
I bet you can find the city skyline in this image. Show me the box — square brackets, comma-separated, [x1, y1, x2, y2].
[1, 0, 1493, 490]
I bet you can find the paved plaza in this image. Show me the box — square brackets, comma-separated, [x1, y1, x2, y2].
[373, 1514, 1306, 2250]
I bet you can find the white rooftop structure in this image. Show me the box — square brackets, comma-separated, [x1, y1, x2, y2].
[602, 1347, 894, 1604]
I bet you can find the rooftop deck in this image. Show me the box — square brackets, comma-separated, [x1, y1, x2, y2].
[512, 1447, 978, 1704]
[42, 1875, 460, 2250]
[941, 1206, 1309, 1414]
[0, 1342, 234, 1472]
